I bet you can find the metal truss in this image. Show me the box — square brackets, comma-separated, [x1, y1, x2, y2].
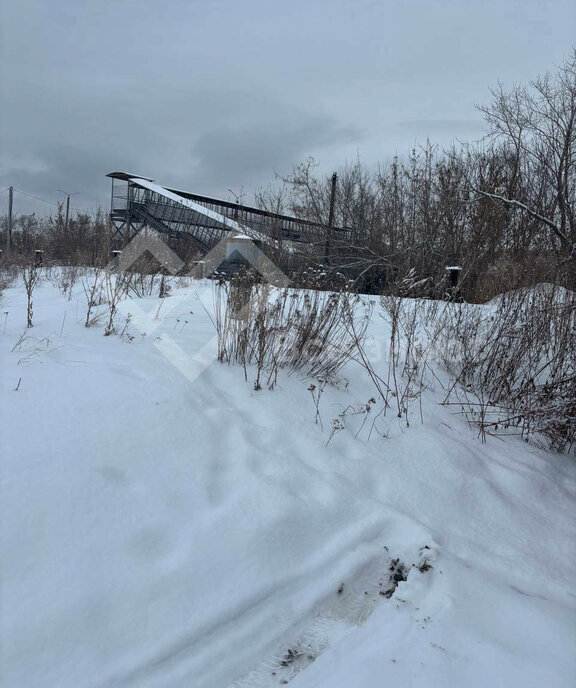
[107, 172, 352, 263]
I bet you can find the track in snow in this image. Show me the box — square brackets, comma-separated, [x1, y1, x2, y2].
[232, 544, 437, 687]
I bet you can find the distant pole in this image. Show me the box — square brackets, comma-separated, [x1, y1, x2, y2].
[328, 172, 337, 227]
[58, 190, 79, 253]
[65, 194, 70, 232]
[7, 185, 13, 252]
[324, 172, 337, 266]
[58, 190, 78, 233]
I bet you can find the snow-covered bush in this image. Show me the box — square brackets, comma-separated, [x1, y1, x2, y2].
[0, 264, 17, 295]
[103, 269, 131, 336]
[438, 285, 575, 453]
[349, 279, 576, 452]
[123, 257, 163, 298]
[21, 261, 41, 328]
[48, 265, 82, 300]
[81, 268, 106, 328]
[213, 270, 371, 390]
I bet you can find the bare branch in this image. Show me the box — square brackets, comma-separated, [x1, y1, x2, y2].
[472, 187, 573, 252]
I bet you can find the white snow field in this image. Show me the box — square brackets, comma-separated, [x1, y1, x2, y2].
[1, 273, 575, 688]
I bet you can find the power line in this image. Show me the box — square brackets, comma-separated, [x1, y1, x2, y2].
[2, 186, 99, 215]
[13, 188, 61, 207]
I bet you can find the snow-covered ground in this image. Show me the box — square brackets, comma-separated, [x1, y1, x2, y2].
[1, 272, 575, 688]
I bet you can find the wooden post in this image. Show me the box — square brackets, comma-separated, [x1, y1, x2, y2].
[445, 266, 462, 301]
[324, 172, 337, 266]
[328, 172, 337, 227]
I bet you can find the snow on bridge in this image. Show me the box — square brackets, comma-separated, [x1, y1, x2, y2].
[107, 172, 351, 257]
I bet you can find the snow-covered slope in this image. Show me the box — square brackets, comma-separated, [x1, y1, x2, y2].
[1, 275, 575, 688]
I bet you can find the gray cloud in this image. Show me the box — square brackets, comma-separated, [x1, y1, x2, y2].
[0, 0, 574, 215]
[189, 117, 360, 192]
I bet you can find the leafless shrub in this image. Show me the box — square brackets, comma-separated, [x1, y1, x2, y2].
[0, 264, 17, 294]
[213, 270, 371, 390]
[49, 265, 82, 300]
[11, 331, 53, 364]
[343, 283, 442, 432]
[307, 381, 326, 429]
[125, 262, 162, 298]
[381, 296, 421, 425]
[473, 254, 564, 302]
[438, 285, 575, 452]
[383, 282, 575, 453]
[119, 313, 135, 342]
[369, 292, 448, 427]
[104, 269, 130, 336]
[81, 268, 106, 327]
[158, 273, 171, 298]
[176, 276, 192, 289]
[290, 267, 354, 293]
[326, 398, 379, 446]
[21, 262, 41, 328]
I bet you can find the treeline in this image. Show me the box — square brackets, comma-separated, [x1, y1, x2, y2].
[258, 50, 575, 300]
[1, 51, 574, 301]
[0, 207, 111, 266]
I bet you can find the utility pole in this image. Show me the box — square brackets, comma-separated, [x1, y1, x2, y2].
[7, 185, 13, 252]
[58, 189, 79, 233]
[324, 172, 337, 266]
[328, 172, 337, 228]
[65, 194, 70, 232]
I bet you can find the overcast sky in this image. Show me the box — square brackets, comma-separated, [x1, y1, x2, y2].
[1, 0, 574, 216]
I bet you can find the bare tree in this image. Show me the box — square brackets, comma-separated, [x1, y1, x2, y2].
[477, 50, 576, 256]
